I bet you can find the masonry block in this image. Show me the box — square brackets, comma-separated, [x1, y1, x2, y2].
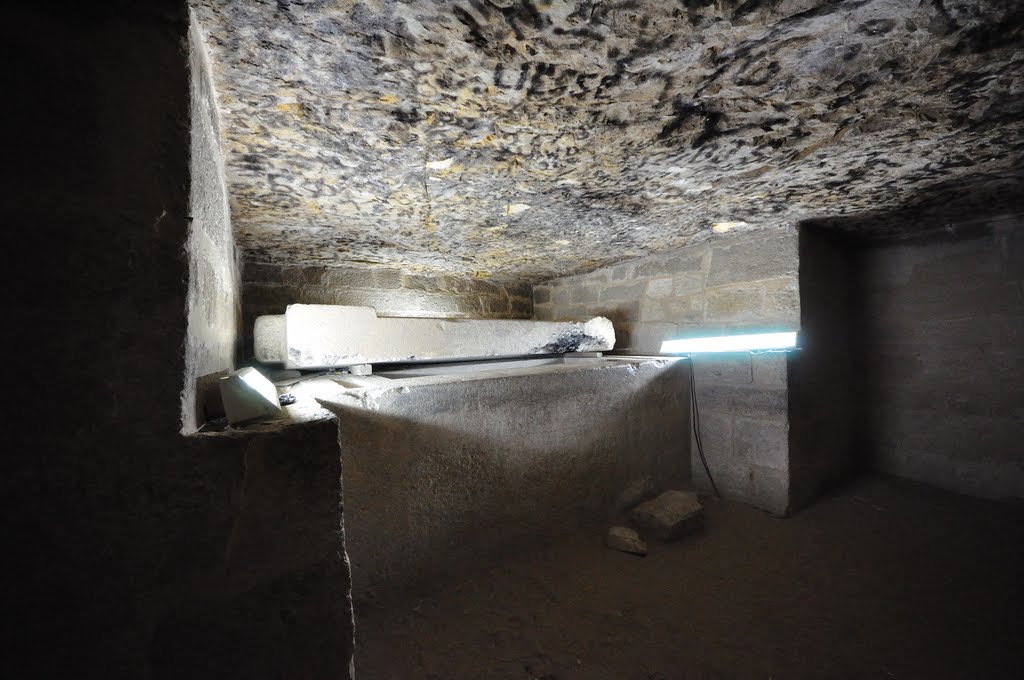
[707, 231, 797, 287]
[691, 354, 754, 384]
[279, 266, 327, 287]
[646, 277, 674, 298]
[763, 277, 801, 318]
[321, 266, 377, 289]
[601, 281, 647, 302]
[752, 353, 789, 387]
[571, 285, 602, 304]
[640, 298, 671, 323]
[694, 383, 788, 418]
[509, 294, 533, 318]
[632, 322, 681, 353]
[666, 295, 705, 323]
[705, 285, 765, 321]
[733, 416, 789, 471]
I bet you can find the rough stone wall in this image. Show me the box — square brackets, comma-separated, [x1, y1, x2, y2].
[189, 0, 1024, 279]
[4, 7, 354, 678]
[534, 227, 799, 352]
[323, 360, 690, 600]
[182, 14, 242, 433]
[242, 264, 531, 358]
[787, 227, 860, 512]
[855, 217, 1024, 499]
[535, 228, 799, 514]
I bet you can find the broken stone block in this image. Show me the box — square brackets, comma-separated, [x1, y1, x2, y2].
[606, 526, 647, 556]
[630, 490, 703, 541]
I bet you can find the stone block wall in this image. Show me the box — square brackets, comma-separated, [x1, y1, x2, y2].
[533, 227, 799, 352]
[855, 217, 1024, 500]
[241, 264, 532, 359]
[690, 353, 792, 515]
[533, 228, 801, 515]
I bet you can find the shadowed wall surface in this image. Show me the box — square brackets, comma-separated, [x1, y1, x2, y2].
[4, 6, 354, 678]
[787, 226, 860, 512]
[854, 216, 1024, 499]
[183, 12, 242, 432]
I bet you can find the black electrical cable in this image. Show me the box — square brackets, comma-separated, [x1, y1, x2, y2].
[688, 357, 720, 498]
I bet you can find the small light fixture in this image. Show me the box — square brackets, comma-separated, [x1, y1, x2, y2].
[660, 331, 798, 354]
[219, 367, 282, 425]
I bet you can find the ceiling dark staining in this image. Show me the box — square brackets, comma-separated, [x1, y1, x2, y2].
[190, 0, 1023, 280]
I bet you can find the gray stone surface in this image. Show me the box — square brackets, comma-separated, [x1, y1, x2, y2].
[606, 527, 647, 556]
[320, 358, 690, 599]
[5, 8, 355, 677]
[182, 14, 241, 433]
[539, 229, 799, 515]
[537, 228, 799, 353]
[855, 219, 1024, 500]
[189, 1, 1023, 279]
[787, 226, 860, 512]
[690, 361, 792, 515]
[630, 490, 704, 541]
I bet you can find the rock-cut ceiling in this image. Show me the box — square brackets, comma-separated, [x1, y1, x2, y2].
[191, 0, 1023, 280]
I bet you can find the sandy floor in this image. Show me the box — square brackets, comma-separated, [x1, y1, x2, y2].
[355, 476, 1024, 679]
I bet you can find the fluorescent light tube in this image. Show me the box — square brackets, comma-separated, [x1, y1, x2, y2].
[660, 331, 797, 354]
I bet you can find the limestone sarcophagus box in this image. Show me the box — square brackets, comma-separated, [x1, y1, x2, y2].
[255, 304, 615, 369]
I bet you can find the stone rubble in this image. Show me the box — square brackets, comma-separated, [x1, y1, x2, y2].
[606, 526, 648, 557]
[630, 490, 704, 542]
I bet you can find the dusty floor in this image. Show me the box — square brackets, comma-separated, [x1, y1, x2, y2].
[355, 476, 1024, 679]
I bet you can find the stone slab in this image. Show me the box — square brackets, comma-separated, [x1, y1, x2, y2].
[256, 304, 615, 369]
[630, 490, 704, 541]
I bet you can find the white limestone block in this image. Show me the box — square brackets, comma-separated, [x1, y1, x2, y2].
[255, 304, 615, 369]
